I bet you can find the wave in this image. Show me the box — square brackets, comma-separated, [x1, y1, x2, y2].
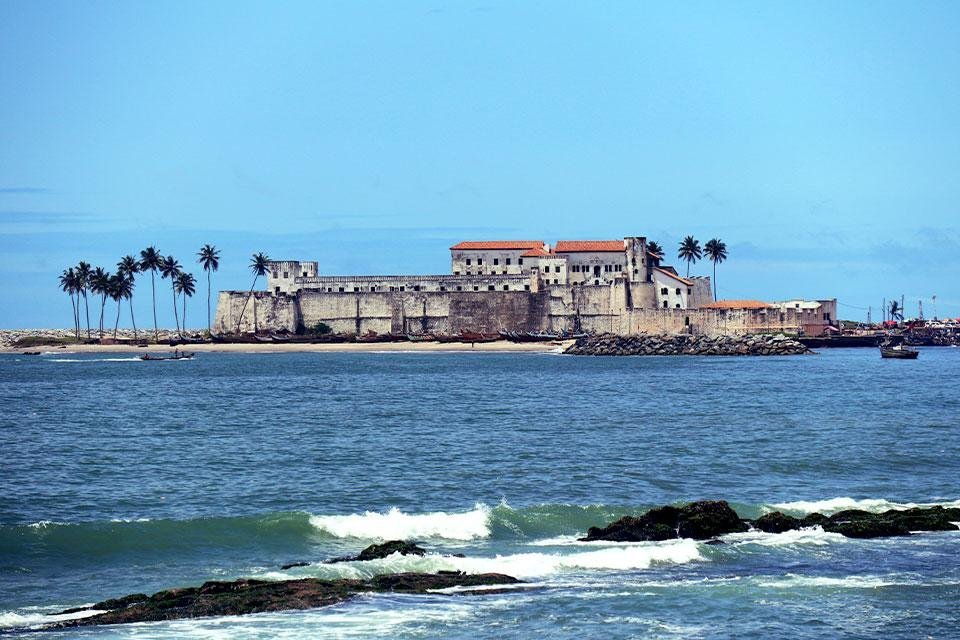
[0, 606, 105, 630]
[258, 539, 704, 581]
[764, 497, 960, 516]
[309, 505, 492, 541]
[6, 497, 956, 561]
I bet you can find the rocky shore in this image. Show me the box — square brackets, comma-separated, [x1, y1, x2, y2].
[565, 333, 812, 356]
[0, 328, 182, 350]
[581, 500, 960, 542]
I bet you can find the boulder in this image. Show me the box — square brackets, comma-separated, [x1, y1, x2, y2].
[580, 501, 747, 542]
[752, 511, 802, 534]
[326, 540, 427, 563]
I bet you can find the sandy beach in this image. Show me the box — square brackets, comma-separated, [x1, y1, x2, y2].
[2, 339, 573, 355]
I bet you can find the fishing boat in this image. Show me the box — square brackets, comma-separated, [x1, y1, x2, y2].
[880, 342, 919, 359]
[406, 333, 435, 342]
[140, 350, 194, 361]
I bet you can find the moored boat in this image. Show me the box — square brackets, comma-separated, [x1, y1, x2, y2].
[140, 350, 194, 361]
[880, 343, 919, 359]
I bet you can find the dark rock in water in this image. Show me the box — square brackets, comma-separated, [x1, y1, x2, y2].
[580, 500, 748, 542]
[753, 512, 802, 534]
[325, 540, 427, 563]
[357, 540, 426, 561]
[823, 519, 911, 538]
[280, 561, 310, 570]
[704, 539, 726, 545]
[799, 512, 829, 528]
[48, 573, 521, 629]
[57, 593, 149, 616]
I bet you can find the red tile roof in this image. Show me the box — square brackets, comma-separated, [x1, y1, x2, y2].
[653, 267, 694, 286]
[554, 240, 625, 253]
[699, 300, 772, 310]
[450, 241, 546, 251]
[521, 247, 553, 257]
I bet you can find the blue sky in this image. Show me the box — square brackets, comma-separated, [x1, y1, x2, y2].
[2, 1, 959, 327]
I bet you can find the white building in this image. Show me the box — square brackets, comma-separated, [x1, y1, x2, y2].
[449, 241, 547, 277]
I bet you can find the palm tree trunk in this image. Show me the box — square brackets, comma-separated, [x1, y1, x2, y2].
[181, 292, 187, 334]
[150, 270, 158, 342]
[82, 289, 91, 339]
[235, 276, 259, 334]
[69, 294, 78, 339]
[114, 300, 121, 338]
[206, 270, 211, 335]
[686, 260, 690, 277]
[712, 262, 717, 300]
[128, 297, 138, 339]
[171, 282, 180, 334]
[99, 295, 106, 337]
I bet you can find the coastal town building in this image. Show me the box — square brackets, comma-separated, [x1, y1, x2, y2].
[214, 236, 837, 338]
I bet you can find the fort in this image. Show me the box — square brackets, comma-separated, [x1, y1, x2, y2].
[212, 236, 837, 337]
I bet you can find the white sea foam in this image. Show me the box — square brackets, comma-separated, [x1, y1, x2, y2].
[724, 526, 847, 547]
[754, 573, 910, 589]
[263, 539, 703, 581]
[0, 607, 105, 629]
[308, 504, 492, 541]
[766, 497, 960, 515]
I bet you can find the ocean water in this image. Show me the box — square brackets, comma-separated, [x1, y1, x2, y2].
[1, 348, 958, 638]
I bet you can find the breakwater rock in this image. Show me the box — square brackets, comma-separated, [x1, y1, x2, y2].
[565, 333, 812, 356]
[583, 501, 960, 542]
[48, 572, 521, 629]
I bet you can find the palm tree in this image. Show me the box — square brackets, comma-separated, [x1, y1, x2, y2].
[116, 255, 140, 339]
[139, 247, 162, 341]
[889, 300, 904, 323]
[703, 238, 728, 301]
[236, 252, 270, 334]
[175, 272, 197, 332]
[646, 241, 664, 258]
[159, 256, 182, 334]
[75, 261, 92, 339]
[196, 244, 221, 335]
[88, 268, 111, 337]
[59, 268, 80, 339]
[677, 236, 702, 277]
[108, 273, 134, 338]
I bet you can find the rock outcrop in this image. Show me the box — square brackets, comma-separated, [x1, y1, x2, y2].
[323, 540, 427, 564]
[583, 502, 960, 543]
[581, 501, 749, 542]
[48, 572, 521, 629]
[565, 333, 812, 356]
[752, 506, 960, 539]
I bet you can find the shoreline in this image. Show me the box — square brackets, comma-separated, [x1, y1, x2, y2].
[1, 340, 573, 355]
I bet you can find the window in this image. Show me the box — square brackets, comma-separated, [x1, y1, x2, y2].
[399, 286, 405, 291]
[354, 287, 360, 292]
[466, 258, 471, 265]
[456, 286, 462, 291]
[389, 286, 396, 291]
[634, 269, 639, 274]
[338, 287, 344, 292]
[488, 285, 495, 291]
[524, 284, 530, 290]
[454, 271, 460, 276]
[283, 271, 289, 279]
[503, 285, 509, 291]
[440, 286, 446, 291]
[473, 286, 479, 291]
[370, 286, 376, 292]
[274, 286, 280, 294]
[477, 258, 483, 265]
[663, 301, 668, 308]
[594, 279, 600, 285]
[661, 287, 668, 295]
[553, 279, 558, 284]
[327, 287, 332, 292]
[676, 303, 681, 309]
[413, 285, 421, 291]
[302, 271, 308, 277]
[506, 258, 511, 265]
[676, 288, 681, 295]
[687, 288, 692, 295]
[518, 258, 524, 266]
[493, 258, 499, 265]
[684, 316, 690, 326]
